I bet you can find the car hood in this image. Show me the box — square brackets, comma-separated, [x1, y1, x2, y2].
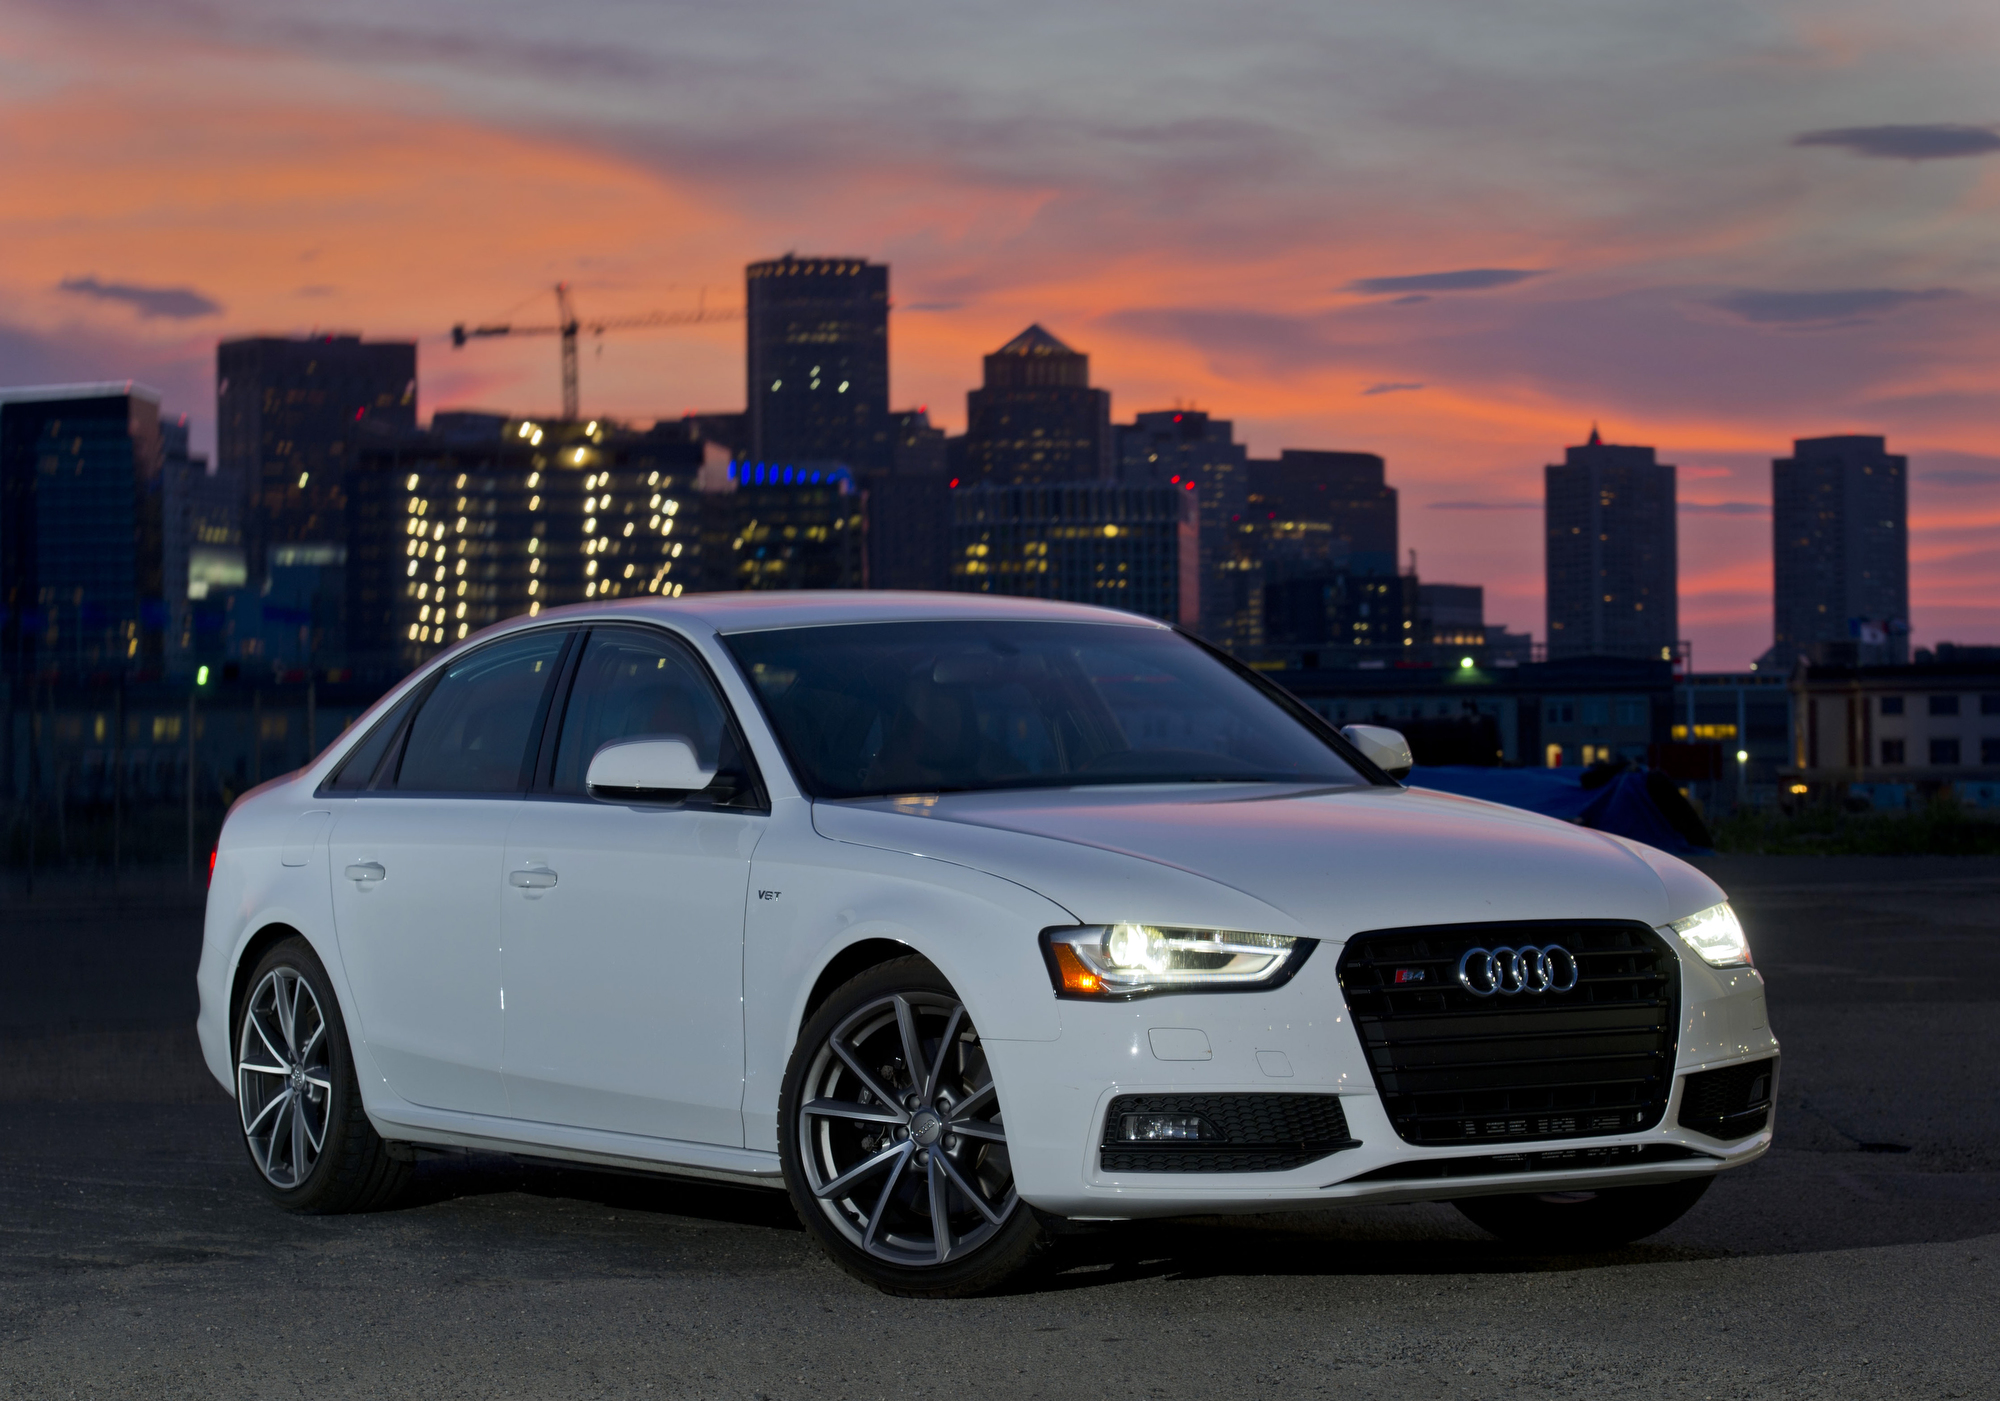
[812, 783, 1722, 941]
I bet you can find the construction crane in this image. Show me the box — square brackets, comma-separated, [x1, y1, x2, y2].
[450, 282, 742, 421]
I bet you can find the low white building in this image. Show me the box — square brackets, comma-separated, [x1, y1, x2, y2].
[1788, 658, 2000, 807]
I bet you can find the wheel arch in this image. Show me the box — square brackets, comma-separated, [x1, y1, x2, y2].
[227, 921, 310, 1054]
[801, 937, 928, 1027]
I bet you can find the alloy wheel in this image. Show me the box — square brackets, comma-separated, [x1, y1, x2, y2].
[236, 967, 332, 1189]
[795, 992, 1016, 1267]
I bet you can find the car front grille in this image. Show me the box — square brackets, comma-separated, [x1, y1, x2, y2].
[1099, 1093, 1359, 1173]
[1336, 920, 1681, 1147]
[1677, 1057, 1776, 1140]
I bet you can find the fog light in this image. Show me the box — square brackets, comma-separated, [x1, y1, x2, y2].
[1119, 1113, 1217, 1142]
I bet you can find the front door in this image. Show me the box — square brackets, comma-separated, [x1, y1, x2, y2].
[328, 627, 571, 1117]
[500, 624, 764, 1146]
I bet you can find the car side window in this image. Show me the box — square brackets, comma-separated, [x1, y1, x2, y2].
[391, 629, 570, 793]
[548, 626, 762, 809]
[324, 687, 423, 791]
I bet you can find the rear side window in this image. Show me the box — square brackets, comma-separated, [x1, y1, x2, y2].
[547, 626, 762, 808]
[392, 630, 570, 793]
[324, 688, 422, 791]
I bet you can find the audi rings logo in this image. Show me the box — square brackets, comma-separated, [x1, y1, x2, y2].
[1456, 945, 1581, 997]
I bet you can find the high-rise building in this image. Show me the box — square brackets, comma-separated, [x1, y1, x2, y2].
[950, 481, 1195, 624]
[891, 409, 949, 477]
[745, 256, 890, 472]
[1544, 430, 1678, 662]
[679, 411, 749, 459]
[1245, 450, 1398, 579]
[695, 459, 865, 593]
[862, 475, 953, 591]
[1118, 411, 1248, 645]
[0, 382, 166, 676]
[160, 414, 245, 672]
[217, 336, 418, 587]
[1263, 573, 1417, 655]
[1771, 434, 1908, 666]
[960, 326, 1112, 485]
[355, 418, 705, 672]
[1418, 583, 1485, 651]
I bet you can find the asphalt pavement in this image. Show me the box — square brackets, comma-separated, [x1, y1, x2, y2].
[2, 856, 1997, 1400]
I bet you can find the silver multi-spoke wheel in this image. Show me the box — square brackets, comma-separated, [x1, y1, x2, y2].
[796, 991, 1016, 1268]
[237, 967, 332, 1190]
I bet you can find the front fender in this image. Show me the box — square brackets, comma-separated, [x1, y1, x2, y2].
[742, 798, 1074, 1153]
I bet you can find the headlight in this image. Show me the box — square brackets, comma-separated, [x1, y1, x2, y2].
[1040, 924, 1315, 998]
[1670, 902, 1753, 968]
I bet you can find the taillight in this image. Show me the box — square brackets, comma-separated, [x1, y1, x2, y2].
[208, 849, 218, 886]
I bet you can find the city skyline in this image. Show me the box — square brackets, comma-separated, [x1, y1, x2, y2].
[3, 0, 1997, 668]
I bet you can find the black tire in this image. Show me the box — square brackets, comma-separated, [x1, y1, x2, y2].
[778, 956, 1052, 1297]
[234, 936, 410, 1214]
[1454, 1175, 1712, 1250]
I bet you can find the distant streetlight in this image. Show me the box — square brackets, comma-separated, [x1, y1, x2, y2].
[1459, 656, 1474, 670]
[1736, 749, 1748, 764]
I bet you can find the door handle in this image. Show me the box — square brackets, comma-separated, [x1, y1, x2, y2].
[344, 862, 386, 883]
[509, 868, 558, 889]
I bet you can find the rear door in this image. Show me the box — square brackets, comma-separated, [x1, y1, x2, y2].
[327, 627, 572, 1117]
[499, 623, 766, 1145]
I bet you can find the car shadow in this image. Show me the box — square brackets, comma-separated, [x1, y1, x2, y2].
[1027, 1214, 1725, 1290]
[384, 1152, 1724, 1284]
[371, 1138, 2000, 1291]
[395, 1148, 804, 1232]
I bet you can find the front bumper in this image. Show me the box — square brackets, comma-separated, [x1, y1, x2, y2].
[988, 937, 1777, 1219]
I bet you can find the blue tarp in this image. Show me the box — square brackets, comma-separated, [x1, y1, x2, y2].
[1408, 765, 1712, 856]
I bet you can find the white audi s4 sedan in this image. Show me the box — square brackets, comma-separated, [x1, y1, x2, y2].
[197, 592, 1777, 1295]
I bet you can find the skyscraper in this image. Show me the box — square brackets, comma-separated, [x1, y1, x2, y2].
[746, 256, 891, 472]
[1118, 411, 1247, 643]
[891, 409, 948, 477]
[1771, 434, 1908, 666]
[950, 482, 1194, 624]
[1544, 430, 1678, 662]
[354, 418, 706, 671]
[700, 462, 866, 593]
[0, 382, 165, 676]
[217, 335, 418, 593]
[160, 414, 244, 672]
[1245, 450, 1398, 578]
[960, 326, 1112, 485]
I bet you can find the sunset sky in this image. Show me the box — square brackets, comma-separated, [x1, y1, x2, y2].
[4, 0, 1997, 667]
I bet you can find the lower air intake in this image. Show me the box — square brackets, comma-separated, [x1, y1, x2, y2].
[1099, 1093, 1359, 1173]
[1677, 1057, 1776, 1140]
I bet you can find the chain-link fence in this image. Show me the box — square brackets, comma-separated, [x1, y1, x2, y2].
[2, 678, 393, 886]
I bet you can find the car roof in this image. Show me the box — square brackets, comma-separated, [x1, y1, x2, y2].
[511, 591, 1173, 636]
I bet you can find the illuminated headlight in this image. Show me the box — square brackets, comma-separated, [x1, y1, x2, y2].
[1041, 924, 1314, 998]
[1670, 902, 1753, 968]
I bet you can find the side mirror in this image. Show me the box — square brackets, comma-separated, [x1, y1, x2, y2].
[1341, 724, 1414, 781]
[585, 736, 716, 800]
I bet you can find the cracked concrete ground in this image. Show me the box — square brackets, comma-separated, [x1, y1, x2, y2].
[2, 856, 1996, 1399]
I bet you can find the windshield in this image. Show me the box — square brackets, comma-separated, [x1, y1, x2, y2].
[725, 620, 1369, 799]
